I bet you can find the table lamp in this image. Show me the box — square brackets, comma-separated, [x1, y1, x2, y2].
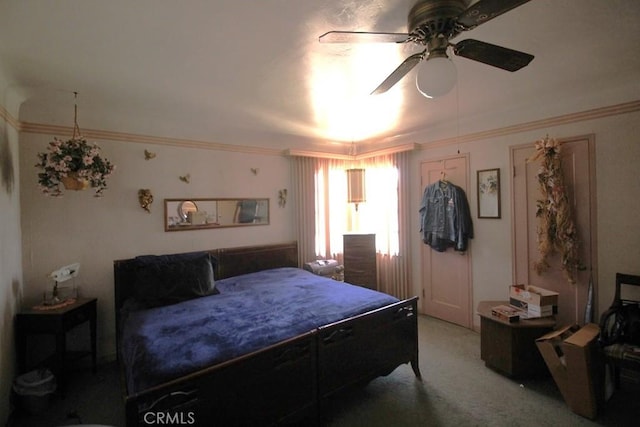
[46, 262, 80, 304]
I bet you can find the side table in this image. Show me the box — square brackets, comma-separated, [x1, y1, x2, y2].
[15, 297, 97, 393]
[477, 300, 555, 378]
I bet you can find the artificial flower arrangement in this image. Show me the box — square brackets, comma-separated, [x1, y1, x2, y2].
[36, 136, 115, 197]
[529, 135, 581, 284]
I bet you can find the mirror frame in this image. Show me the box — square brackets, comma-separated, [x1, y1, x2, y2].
[164, 198, 270, 231]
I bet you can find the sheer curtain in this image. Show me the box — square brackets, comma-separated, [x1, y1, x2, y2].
[291, 156, 317, 266]
[315, 158, 348, 260]
[357, 152, 411, 298]
[291, 151, 412, 299]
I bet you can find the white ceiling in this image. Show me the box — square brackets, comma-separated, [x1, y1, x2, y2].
[1, 0, 639, 154]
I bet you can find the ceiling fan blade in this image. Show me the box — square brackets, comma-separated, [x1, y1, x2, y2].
[453, 39, 533, 71]
[457, 0, 531, 29]
[319, 30, 409, 44]
[371, 51, 425, 95]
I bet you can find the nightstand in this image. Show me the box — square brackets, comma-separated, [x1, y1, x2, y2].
[15, 297, 97, 393]
[477, 300, 555, 378]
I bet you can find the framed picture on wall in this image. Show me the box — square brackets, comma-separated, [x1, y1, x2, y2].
[477, 168, 501, 219]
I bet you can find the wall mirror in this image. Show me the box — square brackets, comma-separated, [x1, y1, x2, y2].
[165, 198, 269, 231]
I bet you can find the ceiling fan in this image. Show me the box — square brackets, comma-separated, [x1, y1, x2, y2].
[319, 0, 534, 98]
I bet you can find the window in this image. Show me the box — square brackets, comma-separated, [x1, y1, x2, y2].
[314, 156, 399, 258]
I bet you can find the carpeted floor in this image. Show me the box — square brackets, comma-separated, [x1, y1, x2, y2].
[6, 315, 640, 426]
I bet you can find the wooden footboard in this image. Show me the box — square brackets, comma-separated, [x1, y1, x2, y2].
[317, 297, 421, 400]
[120, 298, 420, 427]
[124, 332, 317, 427]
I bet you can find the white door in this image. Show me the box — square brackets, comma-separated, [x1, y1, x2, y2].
[420, 154, 472, 328]
[511, 135, 597, 326]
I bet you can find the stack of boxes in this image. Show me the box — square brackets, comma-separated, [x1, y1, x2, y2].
[508, 284, 558, 319]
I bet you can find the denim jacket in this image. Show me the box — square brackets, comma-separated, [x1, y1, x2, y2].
[419, 181, 473, 252]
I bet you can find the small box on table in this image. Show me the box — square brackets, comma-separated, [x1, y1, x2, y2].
[490, 304, 521, 323]
[510, 284, 558, 318]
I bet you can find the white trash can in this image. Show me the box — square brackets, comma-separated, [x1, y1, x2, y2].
[13, 369, 56, 414]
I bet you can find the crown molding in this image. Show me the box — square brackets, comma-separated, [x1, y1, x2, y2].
[11, 99, 640, 157]
[286, 143, 419, 160]
[419, 99, 640, 149]
[356, 143, 419, 159]
[0, 104, 21, 130]
[285, 149, 352, 160]
[19, 121, 283, 156]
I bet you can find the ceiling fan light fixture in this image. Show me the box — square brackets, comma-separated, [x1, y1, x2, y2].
[416, 54, 457, 99]
[320, 0, 534, 96]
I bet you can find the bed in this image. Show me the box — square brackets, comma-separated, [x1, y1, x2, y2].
[114, 241, 420, 426]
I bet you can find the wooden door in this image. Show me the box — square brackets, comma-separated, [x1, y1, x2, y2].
[420, 154, 472, 328]
[511, 135, 597, 326]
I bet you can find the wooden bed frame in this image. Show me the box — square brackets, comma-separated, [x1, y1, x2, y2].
[114, 241, 420, 426]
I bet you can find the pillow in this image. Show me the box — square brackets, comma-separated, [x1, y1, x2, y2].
[133, 251, 219, 308]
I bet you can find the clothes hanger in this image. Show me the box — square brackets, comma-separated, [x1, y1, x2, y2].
[439, 170, 449, 186]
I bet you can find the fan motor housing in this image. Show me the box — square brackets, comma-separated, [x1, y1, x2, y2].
[408, 0, 468, 41]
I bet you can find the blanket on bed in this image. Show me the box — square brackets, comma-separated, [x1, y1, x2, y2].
[120, 267, 398, 394]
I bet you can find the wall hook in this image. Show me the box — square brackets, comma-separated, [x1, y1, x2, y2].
[278, 189, 287, 207]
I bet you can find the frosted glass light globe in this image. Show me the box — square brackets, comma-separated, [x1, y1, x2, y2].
[415, 56, 457, 98]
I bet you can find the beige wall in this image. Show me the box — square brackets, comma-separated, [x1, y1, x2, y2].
[0, 107, 22, 423]
[410, 108, 640, 329]
[19, 132, 295, 362]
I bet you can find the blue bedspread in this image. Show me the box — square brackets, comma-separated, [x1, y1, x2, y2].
[121, 267, 398, 394]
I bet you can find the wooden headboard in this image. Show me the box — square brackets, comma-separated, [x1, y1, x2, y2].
[113, 241, 298, 348]
[214, 241, 298, 280]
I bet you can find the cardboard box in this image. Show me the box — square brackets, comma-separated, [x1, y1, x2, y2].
[527, 304, 553, 317]
[510, 284, 559, 307]
[509, 298, 554, 318]
[490, 304, 520, 323]
[509, 284, 558, 318]
[536, 323, 604, 419]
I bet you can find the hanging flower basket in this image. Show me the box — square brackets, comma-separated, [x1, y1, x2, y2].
[36, 137, 115, 197]
[35, 93, 115, 197]
[60, 171, 90, 191]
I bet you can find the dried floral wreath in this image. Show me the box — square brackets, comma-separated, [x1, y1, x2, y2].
[529, 136, 582, 284]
